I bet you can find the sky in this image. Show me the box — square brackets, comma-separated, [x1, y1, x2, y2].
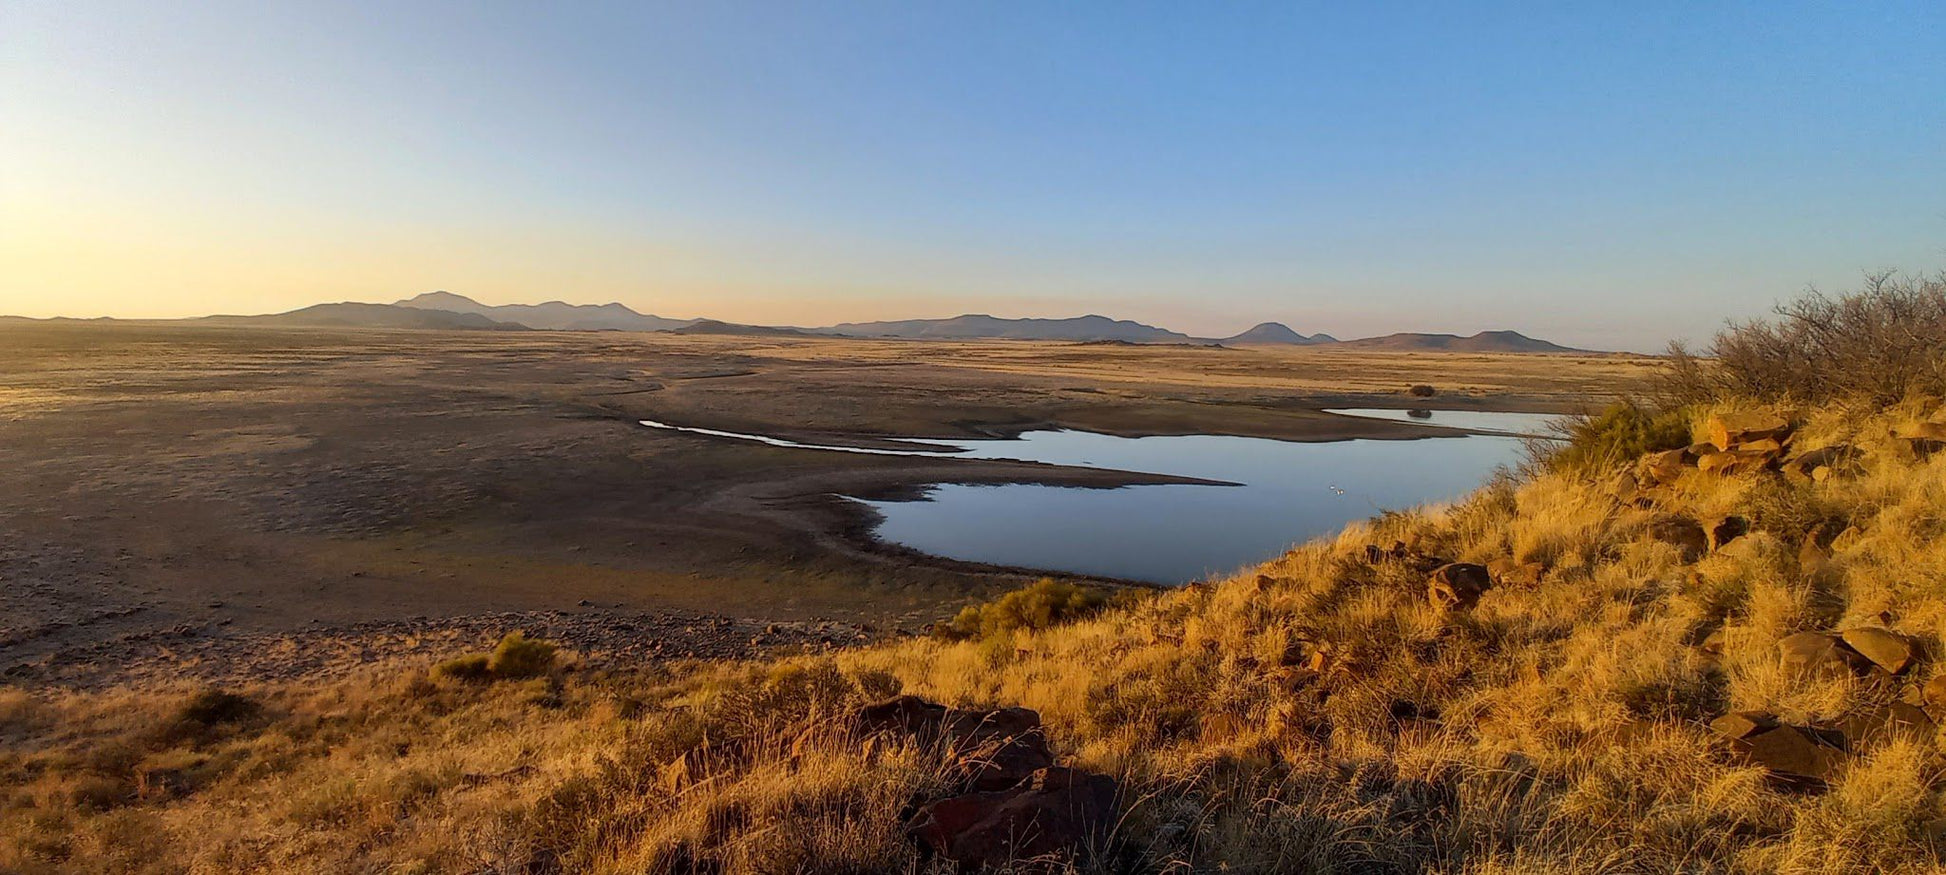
[2, 2, 1942, 351]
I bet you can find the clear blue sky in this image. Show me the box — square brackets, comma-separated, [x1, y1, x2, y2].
[3, 1, 1942, 350]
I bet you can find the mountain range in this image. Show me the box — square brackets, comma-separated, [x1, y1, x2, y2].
[3, 291, 1588, 352]
[394, 291, 693, 331]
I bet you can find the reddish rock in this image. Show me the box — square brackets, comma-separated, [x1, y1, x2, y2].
[1426, 563, 1493, 611]
[856, 695, 951, 741]
[907, 766, 1120, 869]
[950, 733, 1057, 793]
[942, 706, 1042, 747]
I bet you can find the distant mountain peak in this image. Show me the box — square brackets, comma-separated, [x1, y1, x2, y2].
[818, 313, 1198, 343]
[1220, 322, 1317, 345]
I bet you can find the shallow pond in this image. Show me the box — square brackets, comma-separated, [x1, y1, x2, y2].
[642, 410, 1547, 584]
[862, 421, 1537, 583]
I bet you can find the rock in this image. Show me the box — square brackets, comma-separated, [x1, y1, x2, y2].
[949, 731, 1056, 792]
[1708, 412, 1791, 451]
[1611, 468, 1642, 500]
[1645, 516, 1709, 562]
[854, 695, 950, 742]
[1840, 702, 1934, 748]
[906, 766, 1120, 869]
[1711, 710, 1778, 741]
[942, 706, 1043, 748]
[1738, 438, 1785, 455]
[1785, 445, 1859, 481]
[1486, 556, 1545, 587]
[1735, 724, 1849, 791]
[1923, 675, 1946, 714]
[1798, 522, 1846, 571]
[1637, 448, 1692, 485]
[1841, 627, 1917, 675]
[1696, 449, 1777, 476]
[1427, 563, 1493, 611]
[1776, 631, 1868, 678]
[1707, 515, 1750, 552]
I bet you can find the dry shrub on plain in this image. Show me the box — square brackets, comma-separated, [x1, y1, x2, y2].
[1664, 270, 1946, 405]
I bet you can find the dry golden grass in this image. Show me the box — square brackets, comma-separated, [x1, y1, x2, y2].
[8, 399, 1946, 873]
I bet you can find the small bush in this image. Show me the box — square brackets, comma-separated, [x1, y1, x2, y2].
[431, 653, 492, 682]
[177, 689, 257, 726]
[487, 632, 557, 679]
[1544, 401, 1692, 473]
[151, 689, 259, 745]
[941, 578, 1113, 641]
[430, 632, 557, 682]
[1409, 384, 1437, 398]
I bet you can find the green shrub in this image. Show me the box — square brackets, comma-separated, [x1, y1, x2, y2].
[1545, 401, 1692, 473]
[940, 578, 1113, 641]
[431, 653, 492, 682]
[487, 632, 557, 679]
[430, 632, 557, 682]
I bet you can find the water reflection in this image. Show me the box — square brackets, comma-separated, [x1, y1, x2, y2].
[865, 417, 1539, 583]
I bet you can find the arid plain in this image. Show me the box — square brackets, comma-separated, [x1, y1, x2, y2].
[0, 322, 1652, 687]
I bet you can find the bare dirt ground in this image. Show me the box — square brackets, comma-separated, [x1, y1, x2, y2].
[0, 322, 1652, 687]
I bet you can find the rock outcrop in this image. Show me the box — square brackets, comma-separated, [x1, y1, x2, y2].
[906, 767, 1120, 869]
[1427, 563, 1493, 611]
[819, 696, 1119, 869]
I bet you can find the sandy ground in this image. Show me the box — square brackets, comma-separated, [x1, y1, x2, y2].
[0, 323, 1651, 687]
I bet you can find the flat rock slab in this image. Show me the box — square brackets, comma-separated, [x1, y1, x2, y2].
[1840, 627, 1917, 675]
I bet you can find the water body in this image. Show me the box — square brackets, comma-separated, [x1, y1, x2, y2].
[1324, 407, 1563, 437]
[641, 411, 1543, 585]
